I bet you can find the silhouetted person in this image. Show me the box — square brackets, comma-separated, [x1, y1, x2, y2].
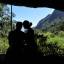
[5, 22, 24, 64]
[23, 20, 39, 63]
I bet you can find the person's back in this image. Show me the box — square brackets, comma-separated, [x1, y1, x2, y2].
[8, 29, 24, 48]
[25, 28, 36, 50]
[23, 20, 38, 62]
[5, 22, 24, 64]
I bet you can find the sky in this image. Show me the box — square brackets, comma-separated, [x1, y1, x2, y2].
[8, 5, 54, 27]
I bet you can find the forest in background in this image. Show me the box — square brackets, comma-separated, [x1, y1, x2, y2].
[0, 3, 16, 54]
[35, 9, 64, 56]
[0, 3, 64, 56]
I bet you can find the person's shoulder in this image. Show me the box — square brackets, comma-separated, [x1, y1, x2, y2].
[8, 31, 13, 37]
[9, 30, 15, 35]
[29, 28, 34, 32]
[20, 31, 24, 34]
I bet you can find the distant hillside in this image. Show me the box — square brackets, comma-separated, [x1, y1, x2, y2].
[36, 14, 51, 29]
[36, 10, 64, 32]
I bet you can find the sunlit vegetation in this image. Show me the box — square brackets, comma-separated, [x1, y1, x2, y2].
[0, 3, 64, 56]
[35, 31, 64, 56]
[0, 37, 9, 54]
[0, 3, 15, 54]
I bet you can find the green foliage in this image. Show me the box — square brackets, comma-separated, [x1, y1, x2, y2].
[58, 31, 64, 37]
[0, 3, 16, 54]
[35, 31, 64, 56]
[0, 37, 9, 54]
[1, 29, 64, 56]
[0, 3, 64, 56]
[0, 3, 16, 37]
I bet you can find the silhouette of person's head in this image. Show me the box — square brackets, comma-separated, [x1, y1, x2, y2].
[16, 22, 22, 31]
[23, 20, 32, 29]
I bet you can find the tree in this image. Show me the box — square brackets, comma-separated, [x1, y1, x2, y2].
[0, 3, 16, 36]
